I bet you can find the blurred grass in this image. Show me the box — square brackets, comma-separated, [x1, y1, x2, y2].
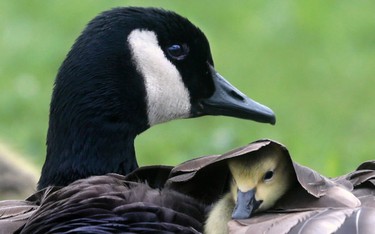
[1, 0, 375, 177]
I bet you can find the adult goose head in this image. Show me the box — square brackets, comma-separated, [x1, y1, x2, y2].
[38, 7, 275, 189]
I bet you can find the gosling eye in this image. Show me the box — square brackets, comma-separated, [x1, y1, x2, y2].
[263, 170, 274, 182]
[166, 44, 189, 60]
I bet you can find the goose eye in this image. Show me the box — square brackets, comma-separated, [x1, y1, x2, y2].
[167, 44, 189, 60]
[264, 171, 274, 181]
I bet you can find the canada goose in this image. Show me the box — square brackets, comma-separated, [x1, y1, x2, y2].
[38, 6, 275, 190]
[0, 7, 275, 233]
[166, 139, 375, 234]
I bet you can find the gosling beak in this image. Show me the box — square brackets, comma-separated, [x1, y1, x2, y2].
[232, 188, 262, 219]
[197, 65, 276, 125]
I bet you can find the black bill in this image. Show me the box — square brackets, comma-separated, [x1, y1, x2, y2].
[198, 65, 276, 125]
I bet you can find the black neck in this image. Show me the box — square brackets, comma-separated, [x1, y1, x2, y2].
[37, 21, 150, 189]
[37, 60, 149, 189]
[38, 116, 144, 189]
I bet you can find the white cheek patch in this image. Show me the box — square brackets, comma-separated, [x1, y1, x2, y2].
[128, 29, 191, 126]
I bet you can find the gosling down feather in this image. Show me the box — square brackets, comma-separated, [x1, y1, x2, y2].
[0, 7, 275, 234]
[166, 139, 375, 234]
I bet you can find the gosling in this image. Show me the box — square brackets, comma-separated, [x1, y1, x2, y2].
[204, 147, 296, 234]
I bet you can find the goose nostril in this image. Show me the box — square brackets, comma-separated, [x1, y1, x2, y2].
[229, 90, 245, 102]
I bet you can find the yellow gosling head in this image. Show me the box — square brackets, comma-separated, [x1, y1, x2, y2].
[228, 146, 296, 219]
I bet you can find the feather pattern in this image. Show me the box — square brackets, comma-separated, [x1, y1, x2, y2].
[0, 187, 58, 234]
[17, 174, 205, 234]
[0, 201, 37, 234]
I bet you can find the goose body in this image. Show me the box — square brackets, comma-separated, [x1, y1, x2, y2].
[0, 7, 275, 233]
[18, 174, 206, 234]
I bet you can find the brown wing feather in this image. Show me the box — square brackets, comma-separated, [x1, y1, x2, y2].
[0, 200, 38, 234]
[18, 174, 205, 234]
[228, 211, 318, 234]
[228, 207, 375, 234]
[342, 207, 375, 234]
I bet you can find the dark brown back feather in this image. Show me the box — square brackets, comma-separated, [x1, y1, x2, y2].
[0, 187, 59, 234]
[18, 174, 205, 234]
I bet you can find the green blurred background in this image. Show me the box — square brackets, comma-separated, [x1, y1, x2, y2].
[1, 0, 374, 178]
